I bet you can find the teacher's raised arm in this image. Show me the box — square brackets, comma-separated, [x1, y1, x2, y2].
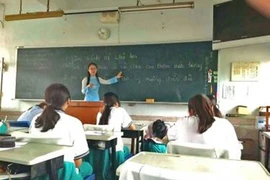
[81, 62, 123, 101]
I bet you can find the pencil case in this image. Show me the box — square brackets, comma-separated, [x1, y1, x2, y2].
[0, 136, 15, 148]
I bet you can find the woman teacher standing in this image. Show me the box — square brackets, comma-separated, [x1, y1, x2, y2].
[81, 62, 123, 101]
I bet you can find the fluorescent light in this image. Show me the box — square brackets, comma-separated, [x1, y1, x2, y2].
[118, 2, 194, 12]
[5, 10, 64, 21]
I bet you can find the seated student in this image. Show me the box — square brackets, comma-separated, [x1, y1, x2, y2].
[167, 94, 241, 160]
[89, 92, 135, 180]
[96, 96, 131, 159]
[207, 94, 223, 118]
[17, 102, 47, 123]
[142, 119, 167, 153]
[29, 83, 92, 179]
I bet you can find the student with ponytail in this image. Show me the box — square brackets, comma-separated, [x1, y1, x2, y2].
[88, 92, 135, 180]
[167, 94, 241, 160]
[29, 83, 92, 179]
[207, 94, 223, 118]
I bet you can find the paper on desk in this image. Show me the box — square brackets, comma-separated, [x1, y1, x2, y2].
[85, 130, 123, 137]
[85, 131, 104, 135]
[10, 131, 70, 146]
[83, 124, 114, 131]
[11, 131, 58, 139]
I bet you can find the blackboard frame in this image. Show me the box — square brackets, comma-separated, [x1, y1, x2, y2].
[15, 41, 218, 103]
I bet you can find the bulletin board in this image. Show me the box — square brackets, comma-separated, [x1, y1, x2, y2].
[231, 62, 259, 81]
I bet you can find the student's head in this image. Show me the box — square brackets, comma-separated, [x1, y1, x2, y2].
[188, 94, 215, 134]
[88, 62, 98, 76]
[99, 92, 120, 125]
[103, 92, 120, 107]
[206, 94, 223, 118]
[44, 83, 71, 109]
[35, 83, 71, 132]
[152, 119, 167, 139]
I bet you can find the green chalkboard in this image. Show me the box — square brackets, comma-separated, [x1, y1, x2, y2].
[16, 41, 218, 102]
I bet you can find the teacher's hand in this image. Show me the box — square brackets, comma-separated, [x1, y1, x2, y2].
[87, 83, 94, 88]
[116, 71, 123, 78]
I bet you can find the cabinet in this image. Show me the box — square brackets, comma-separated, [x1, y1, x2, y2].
[213, 0, 270, 43]
[239, 138, 255, 160]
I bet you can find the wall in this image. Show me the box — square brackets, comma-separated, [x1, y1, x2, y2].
[218, 43, 270, 115]
[0, 0, 213, 117]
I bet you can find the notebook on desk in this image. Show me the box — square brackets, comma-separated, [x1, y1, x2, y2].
[10, 131, 70, 146]
[83, 124, 114, 132]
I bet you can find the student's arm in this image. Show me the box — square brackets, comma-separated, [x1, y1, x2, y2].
[72, 120, 89, 167]
[17, 111, 28, 122]
[129, 123, 136, 130]
[144, 123, 153, 139]
[162, 135, 169, 144]
[74, 159, 82, 168]
[121, 108, 134, 130]
[166, 123, 179, 142]
[96, 112, 102, 125]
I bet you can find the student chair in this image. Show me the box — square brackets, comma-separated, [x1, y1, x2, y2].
[167, 141, 228, 158]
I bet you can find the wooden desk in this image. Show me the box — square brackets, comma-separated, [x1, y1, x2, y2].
[85, 131, 122, 180]
[0, 143, 67, 180]
[66, 101, 103, 124]
[117, 152, 270, 179]
[122, 124, 146, 154]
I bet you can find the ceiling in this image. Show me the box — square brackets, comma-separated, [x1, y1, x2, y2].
[0, 0, 232, 15]
[35, 0, 232, 12]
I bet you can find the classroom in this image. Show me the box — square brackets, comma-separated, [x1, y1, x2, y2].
[1, 0, 270, 179]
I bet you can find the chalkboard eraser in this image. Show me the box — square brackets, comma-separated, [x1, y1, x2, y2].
[146, 98, 155, 103]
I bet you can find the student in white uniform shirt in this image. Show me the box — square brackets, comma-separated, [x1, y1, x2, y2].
[167, 94, 241, 160]
[29, 83, 92, 179]
[17, 102, 47, 124]
[88, 92, 135, 180]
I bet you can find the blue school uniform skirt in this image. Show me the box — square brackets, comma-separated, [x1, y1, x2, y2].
[84, 148, 126, 180]
[32, 161, 92, 180]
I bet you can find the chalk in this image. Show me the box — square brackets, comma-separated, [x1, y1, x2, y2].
[146, 98, 155, 103]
